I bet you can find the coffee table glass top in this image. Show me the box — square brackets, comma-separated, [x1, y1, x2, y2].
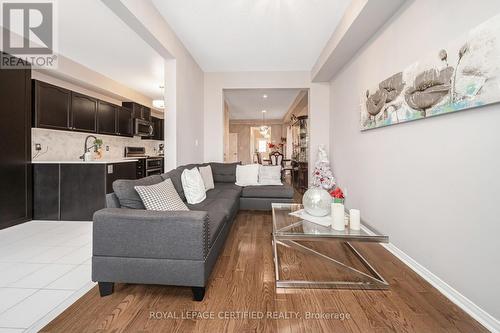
[272, 203, 388, 243]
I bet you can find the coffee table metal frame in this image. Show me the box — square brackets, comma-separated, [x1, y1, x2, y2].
[271, 203, 389, 290]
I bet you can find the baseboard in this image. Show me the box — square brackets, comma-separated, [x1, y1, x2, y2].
[361, 225, 500, 333]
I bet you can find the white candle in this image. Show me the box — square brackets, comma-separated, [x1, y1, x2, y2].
[349, 209, 361, 230]
[332, 203, 345, 231]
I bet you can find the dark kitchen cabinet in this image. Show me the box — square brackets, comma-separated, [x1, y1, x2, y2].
[143, 116, 164, 140]
[97, 100, 117, 135]
[33, 162, 136, 221]
[34, 80, 71, 130]
[153, 117, 164, 140]
[141, 106, 151, 121]
[117, 107, 133, 137]
[0, 53, 32, 230]
[33, 164, 60, 220]
[105, 162, 137, 193]
[32, 79, 157, 138]
[71, 92, 97, 132]
[122, 102, 151, 121]
[135, 159, 146, 179]
[60, 164, 105, 221]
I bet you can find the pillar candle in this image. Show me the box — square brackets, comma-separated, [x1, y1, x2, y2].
[331, 203, 345, 231]
[349, 209, 361, 230]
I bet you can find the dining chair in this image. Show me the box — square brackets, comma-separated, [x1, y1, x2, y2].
[269, 151, 284, 179]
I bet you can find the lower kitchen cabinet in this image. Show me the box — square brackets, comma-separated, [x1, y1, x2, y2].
[33, 162, 136, 221]
[60, 164, 106, 221]
[105, 162, 137, 193]
[33, 164, 60, 220]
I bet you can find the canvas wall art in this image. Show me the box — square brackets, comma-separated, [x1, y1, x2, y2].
[360, 14, 500, 130]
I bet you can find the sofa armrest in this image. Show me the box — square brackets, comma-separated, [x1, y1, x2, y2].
[93, 208, 209, 261]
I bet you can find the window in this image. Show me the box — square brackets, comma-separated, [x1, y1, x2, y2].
[258, 139, 267, 153]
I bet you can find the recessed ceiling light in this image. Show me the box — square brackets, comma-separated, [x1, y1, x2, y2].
[262, 109, 267, 113]
[262, 94, 268, 99]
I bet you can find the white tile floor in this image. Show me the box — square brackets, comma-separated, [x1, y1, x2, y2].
[0, 221, 95, 332]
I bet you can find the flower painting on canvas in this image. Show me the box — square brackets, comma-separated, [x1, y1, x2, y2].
[360, 14, 500, 130]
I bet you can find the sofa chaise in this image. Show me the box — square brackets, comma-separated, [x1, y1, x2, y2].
[92, 162, 294, 301]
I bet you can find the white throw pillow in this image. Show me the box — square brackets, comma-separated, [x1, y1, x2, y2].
[135, 179, 189, 211]
[235, 164, 260, 186]
[181, 168, 207, 204]
[258, 165, 282, 185]
[198, 165, 215, 191]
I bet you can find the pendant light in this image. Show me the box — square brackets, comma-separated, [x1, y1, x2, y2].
[260, 109, 269, 135]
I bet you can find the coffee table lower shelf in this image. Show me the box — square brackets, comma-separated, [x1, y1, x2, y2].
[272, 238, 389, 290]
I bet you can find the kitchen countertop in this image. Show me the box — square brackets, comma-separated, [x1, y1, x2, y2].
[32, 159, 138, 164]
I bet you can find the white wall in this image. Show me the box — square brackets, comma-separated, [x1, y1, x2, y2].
[204, 71, 330, 171]
[329, 0, 500, 321]
[175, 54, 204, 166]
[116, 0, 205, 170]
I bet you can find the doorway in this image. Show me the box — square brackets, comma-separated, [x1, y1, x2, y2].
[250, 126, 272, 163]
[223, 88, 307, 164]
[227, 133, 238, 162]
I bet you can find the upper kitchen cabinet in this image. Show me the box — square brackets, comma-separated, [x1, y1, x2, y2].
[122, 101, 151, 121]
[117, 107, 133, 137]
[32, 79, 146, 138]
[141, 105, 151, 121]
[155, 117, 164, 140]
[33, 80, 71, 130]
[97, 100, 117, 135]
[143, 116, 164, 140]
[71, 92, 97, 132]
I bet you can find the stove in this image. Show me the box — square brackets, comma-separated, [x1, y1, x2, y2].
[124, 147, 164, 178]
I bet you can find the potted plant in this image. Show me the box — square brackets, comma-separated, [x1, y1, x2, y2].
[94, 138, 104, 159]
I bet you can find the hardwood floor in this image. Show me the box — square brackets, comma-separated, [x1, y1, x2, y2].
[42, 211, 487, 333]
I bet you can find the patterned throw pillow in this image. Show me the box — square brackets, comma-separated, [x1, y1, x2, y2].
[135, 178, 189, 211]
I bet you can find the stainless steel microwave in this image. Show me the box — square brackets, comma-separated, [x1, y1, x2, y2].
[134, 118, 154, 137]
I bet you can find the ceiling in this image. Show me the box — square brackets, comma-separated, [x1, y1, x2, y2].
[152, 0, 350, 72]
[224, 88, 303, 120]
[57, 0, 164, 100]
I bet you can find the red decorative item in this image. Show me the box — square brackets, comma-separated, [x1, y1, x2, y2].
[330, 187, 344, 199]
[268, 142, 276, 149]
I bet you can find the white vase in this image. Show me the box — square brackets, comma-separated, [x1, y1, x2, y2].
[331, 203, 345, 231]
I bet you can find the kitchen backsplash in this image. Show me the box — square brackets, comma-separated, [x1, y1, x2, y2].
[32, 128, 164, 161]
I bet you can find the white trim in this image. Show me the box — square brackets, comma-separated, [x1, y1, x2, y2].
[361, 225, 500, 333]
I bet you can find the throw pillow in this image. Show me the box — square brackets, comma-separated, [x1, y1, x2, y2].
[181, 168, 207, 204]
[134, 178, 189, 211]
[198, 165, 215, 191]
[113, 175, 163, 209]
[235, 164, 260, 186]
[258, 165, 283, 185]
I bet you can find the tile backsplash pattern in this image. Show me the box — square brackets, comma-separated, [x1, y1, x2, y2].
[32, 128, 164, 161]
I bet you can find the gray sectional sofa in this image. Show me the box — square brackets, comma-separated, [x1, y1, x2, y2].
[92, 162, 294, 301]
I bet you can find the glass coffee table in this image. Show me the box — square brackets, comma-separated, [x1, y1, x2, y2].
[272, 203, 389, 289]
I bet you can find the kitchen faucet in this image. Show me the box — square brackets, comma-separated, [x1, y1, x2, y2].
[79, 135, 97, 160]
